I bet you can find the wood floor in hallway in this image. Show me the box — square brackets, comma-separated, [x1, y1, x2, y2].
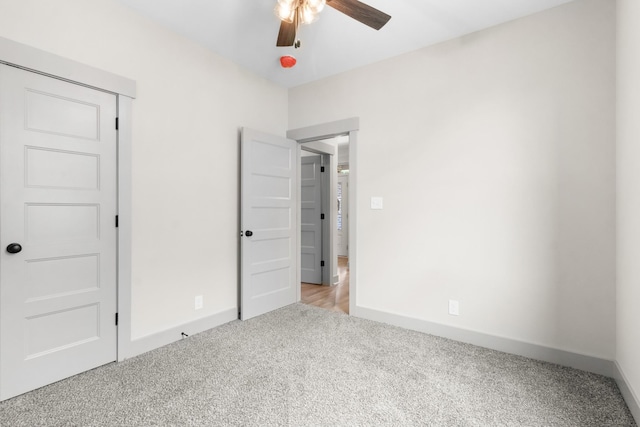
[301, 256, 349, 314]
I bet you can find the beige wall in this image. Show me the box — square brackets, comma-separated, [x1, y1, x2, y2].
[290, 0, 616, 358]
[0, 0, 288, 339]
[0, 0, 624, 372]
[617, 0, 640, 408]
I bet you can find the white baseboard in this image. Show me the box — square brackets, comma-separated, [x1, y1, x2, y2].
[120, 307, 238, 360]
[614, 362, 640, 424]
[353, 306, 614, 378]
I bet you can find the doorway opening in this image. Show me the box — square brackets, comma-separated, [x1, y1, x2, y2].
[300, 135, 350, 314]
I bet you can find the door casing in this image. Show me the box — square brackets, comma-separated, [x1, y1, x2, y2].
[337, 174, 349, 257]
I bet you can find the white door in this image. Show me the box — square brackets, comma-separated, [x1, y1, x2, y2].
[240, 128, 298, 320]
[337, 175, 349, 257]
[0, 65, 118, 400]
[300, 155, 322, 284]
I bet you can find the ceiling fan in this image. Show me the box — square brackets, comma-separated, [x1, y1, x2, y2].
[275, 0, 391, 47]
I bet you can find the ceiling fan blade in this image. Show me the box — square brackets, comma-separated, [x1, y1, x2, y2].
[277, 20, 297, 46]
[327, 0, 391, 30]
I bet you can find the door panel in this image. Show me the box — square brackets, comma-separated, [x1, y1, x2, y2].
[24, 89, 100, 140]
[241, 128, 297, 320]
[26, 203, 100, 242]
[26, 254, 100, 299]
[26, 147, 100, 189]
[301, 155, 322, 284]
[0, 64, 117, 400]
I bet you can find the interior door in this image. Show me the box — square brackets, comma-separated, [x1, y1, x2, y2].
[0, 64, 117, 400]
[300, 155, 322, 284]
[240, 128, 298, 320]
[337, 175, 349, 257]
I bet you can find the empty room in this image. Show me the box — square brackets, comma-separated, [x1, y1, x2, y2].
[0, 0, 638, 425]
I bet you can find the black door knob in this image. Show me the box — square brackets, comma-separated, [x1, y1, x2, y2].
[6, 243, 22, 254]
[245, 230, 253, 237]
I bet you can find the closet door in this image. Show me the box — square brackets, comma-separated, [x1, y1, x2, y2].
[0, 64, 118, 400]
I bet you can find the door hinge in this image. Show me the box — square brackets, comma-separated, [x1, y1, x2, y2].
[115, 313, 119, 326]
[115, 215, 119, 228]
[321, 166, 325, 173]
[321, 260, 325, 267]
[321, 213, 325, 220]
[115, 117, 119, 130]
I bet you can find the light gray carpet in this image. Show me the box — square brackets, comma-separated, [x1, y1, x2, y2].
[0, 303, 635, 426]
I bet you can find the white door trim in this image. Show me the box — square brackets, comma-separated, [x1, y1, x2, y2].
[287, 118, 359, 314]
[0, 36, 136, 362]
[337, 174, 349, 257]
[116, 97, 134, 361]
[0, 37, 136, 98]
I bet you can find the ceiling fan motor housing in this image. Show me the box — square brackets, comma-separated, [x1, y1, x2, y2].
[276, 0, 391, 47]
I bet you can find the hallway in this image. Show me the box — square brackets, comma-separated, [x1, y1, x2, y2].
[301, 257, 349, 314]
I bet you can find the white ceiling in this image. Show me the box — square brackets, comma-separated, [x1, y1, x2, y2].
[115, 0, 576, 88]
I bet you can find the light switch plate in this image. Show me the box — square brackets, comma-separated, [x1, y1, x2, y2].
[371, 197, 383, 210]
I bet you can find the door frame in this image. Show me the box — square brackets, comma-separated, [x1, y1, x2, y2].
[337, 174, 349, 257]
[300, 147, 334, 286]
[288, 118, 359, 314]
[319, 153, 332, 285]
[0, 36, 136, 362]
[299, 151, 324, 285]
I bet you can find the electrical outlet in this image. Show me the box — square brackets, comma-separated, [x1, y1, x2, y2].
[448, 299, 460, 316]
[370, 197, 384, 210]
[195, 295, 203, 310]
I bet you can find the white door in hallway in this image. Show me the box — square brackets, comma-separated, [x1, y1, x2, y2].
[0, 64, 118, 400]
[240, 128, 298, 320]
[337, 175, 349, 257]
[301, 155, 322, 284]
